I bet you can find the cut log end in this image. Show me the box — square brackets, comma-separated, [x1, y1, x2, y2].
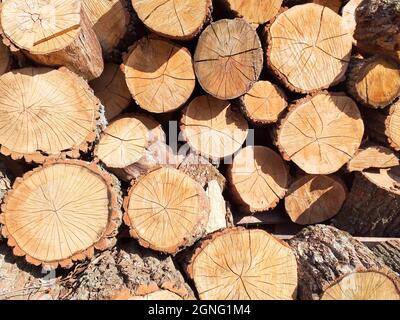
[240, 80, 287, 124]
[90, 63, 132, 121]
[277, 92, 364, 174]
[227, 146, 289, 213]
[347, 146, 399, 172]
[194, 18, 263, 100]
[124, 37, 195, 113]
[132, 0, 212, 40]
[181, 95, 249, 160]
[386, 101, 400, 151]
[186, 228, 298, 300]
[0, 160, 122, 269]
[267, 4, 352, 93]
[0, 67, 101, 163]
[342, 0, 362, 44]
[285, 175, 347, 225]
[124, 167, 210, 254]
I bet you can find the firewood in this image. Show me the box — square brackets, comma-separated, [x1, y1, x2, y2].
[90, 63, 132, 121]
[354, 0, 400, 62]
[1, 0, 104, 80]
[61, 240, 194, 300]
[123, 167, 210, 254]
[181, 95, 249, 160]
[347, 56, 400, 109]
[227, 146, 289, 213]
[194, 18, 263, 100]
[0, 160, 11, 205]
[333, 168, 400, 237]
[0, 160, 122, 269]
[123, 36, 195, 113]
[0, 67, 104, 164]
[267, 4, 352, 93]
[217, 0, 283, 24]
[240, 80, 288, 125]
[285, 174, 347, 225]
[185, 227, 298, 300]
[372, 240, 400, 275]
[132, 0, 212, 40]
[276, 92, 364, 174]
[205, 180, 229, 234]
[288, 224, 400, 300]
[283, 0, 344, 12]
[82, 0, 130, 53]
[342, 0, 362, 44]
[347, 145, 399, 172]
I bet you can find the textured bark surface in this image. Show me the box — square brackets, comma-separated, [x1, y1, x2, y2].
[333, 171, 400, 237]
[372, 240, 400, 275]
[59, 240, 194, 300]
[354, 0, 400, 61]
[288, 224, 389, 300]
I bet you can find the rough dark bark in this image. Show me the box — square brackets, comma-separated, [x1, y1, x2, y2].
[372, 240, 400, 275]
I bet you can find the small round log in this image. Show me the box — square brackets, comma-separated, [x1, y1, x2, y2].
[347, 145, 399, 172]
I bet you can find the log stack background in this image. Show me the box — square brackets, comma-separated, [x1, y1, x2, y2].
[0, 0, 399, 300]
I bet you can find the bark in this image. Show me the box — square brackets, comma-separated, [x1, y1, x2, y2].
[372, 240, 400, 275]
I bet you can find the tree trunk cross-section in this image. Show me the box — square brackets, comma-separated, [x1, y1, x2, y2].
[185, 228, 298, 300]
[347, 145, 399, 172]
[181, 95, 249, 160]
[0, 67, 103, 164]
[227, 146, 289, 213]
[0, 160, 122, 269]
[288, 224, 400, 300]
[276, 92, 364, 174]
[285, 174, 347, 225]
[283, 0, 345, 13]
[267, 4, 353, 93]
[124, 36, 196, 114]
[123, 167, 210, 254]
[194, 18, 263, 100]
[132, 0, 212, 40]
[1, 0, 104, 80]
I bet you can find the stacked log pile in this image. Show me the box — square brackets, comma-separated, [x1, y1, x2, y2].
[0, 0, 399, 301]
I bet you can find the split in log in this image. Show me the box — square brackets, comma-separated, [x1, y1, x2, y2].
[60, 240, 194, 300]
[82, 0, 130, 54]
[123, 167, 210, 254]
[283, 0, 344, 13]
[372, 240, 400, 275]
[185, 227, 298, 300]
[0, 67, 103, 163]
[342, 0, 362, 44]
[276, 92, 364, 174]
[227, 146, 289, 213]
[240, 80, 288, 125]
[217, 0, 283, 24]
[194, 18, 263, 100]
[347, 56, 400, 109]
[1, 0, 104, 80]
[181, 95, 249, 160]
[124, 36, 195, 113]
[132, 0, 212, 40]
[90, 63, 132, 122]
[347, 145, 399, 172]
[267, 4, 353, 93]
[0, 160, 122, 269]
[285, 174, 347, 225]
[333, 167, 400, 237]
[354, 0, 400, 62]
[288, 224, 400, 300]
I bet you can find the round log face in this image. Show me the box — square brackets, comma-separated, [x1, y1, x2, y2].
[268, 4, 352, 93]
[224, 0, 283, 24]
[181, 95, 249, 160]
[96, 117, 149, 169]
[132, 0, 211, 40]
[347, 146, 399, 172]
[194, 18, 263, 100]
[278, 93, 364, 174]
[90, 63, 132, 121]
[285, 175, 346, 225]
[190, 228, 298, 300]
[0, 161, 119, 268]
[1, 0, 81, 54]
[124, 167, 209, 254]
[228, 146, 289, 213]
[0, 67, 100, 163]
[124, 37, 195, 113]
[321, 271, 400, 300]
[386, 101, 400, 150]
[362, 167, 400, 196]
